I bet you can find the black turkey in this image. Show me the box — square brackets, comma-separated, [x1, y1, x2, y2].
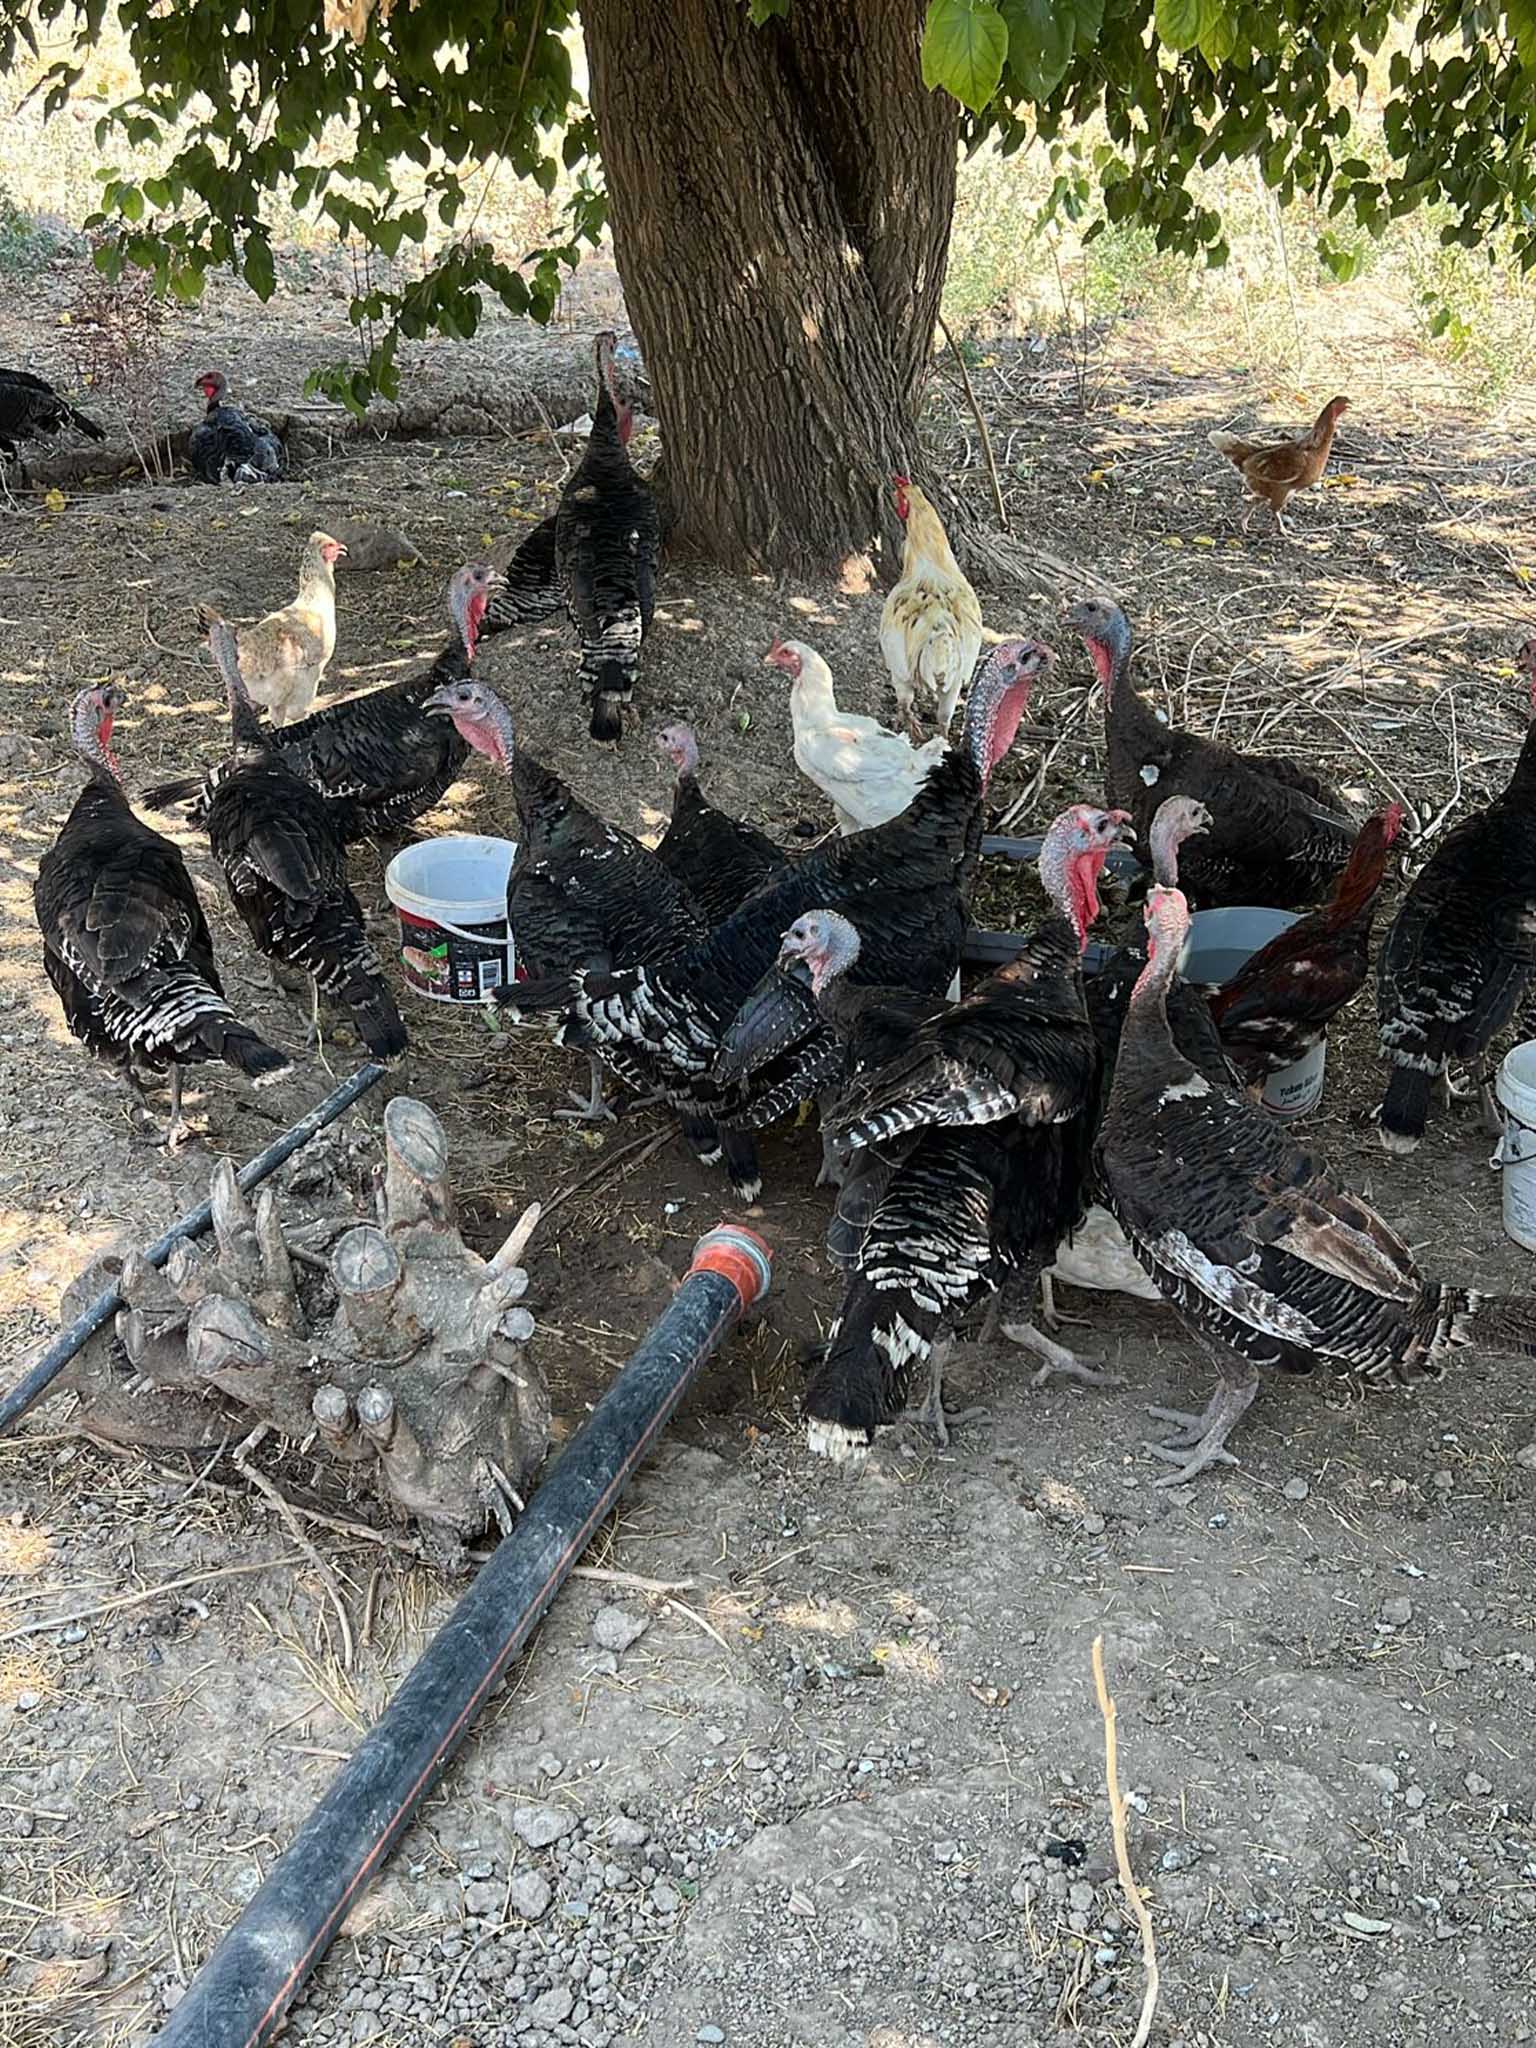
[203, 619, 407, 1061]
[552, 641, 1052, 1198]
[1074, 598, 1357, 909]
[482, 513, 561, 633]
[480, 333, 658, 742]
[1378, 649, 1536, 1151]
[796, 805, 1126, 1462]
[0, 367, 105, 479]
[1098, 884, 1536, 1485]
[147, 564, 501, 843]
[424, 679, 728, 1145]
[654, 723, 786, 927]
[34, 683, 290, 1145]
[188, 369, 284, 484]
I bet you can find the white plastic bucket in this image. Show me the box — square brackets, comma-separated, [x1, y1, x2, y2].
[1493, 1042, 1536, 1251]
[1183, 906, 1328, 1121]
[384, 834, 517, 1006]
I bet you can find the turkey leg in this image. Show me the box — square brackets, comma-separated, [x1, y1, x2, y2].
[553, 1053, 616, 1124]
[899, 1340, 988, 1448]
[1143, 1353, 1260, 1485]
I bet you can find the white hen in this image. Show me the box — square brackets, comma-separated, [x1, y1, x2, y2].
[879, 477, 984, 733]
[768, 638, 947, 835]
[198, 530, 346, 727]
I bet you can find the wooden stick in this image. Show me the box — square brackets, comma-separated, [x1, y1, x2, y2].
[936, 312, 1007, 532]
[1092, 1635, 1159, 2048]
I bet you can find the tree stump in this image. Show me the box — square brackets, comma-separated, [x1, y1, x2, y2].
[53, 1099, 548, 1546]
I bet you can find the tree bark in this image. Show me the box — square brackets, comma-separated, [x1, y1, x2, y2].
[583, 0, 957, 574]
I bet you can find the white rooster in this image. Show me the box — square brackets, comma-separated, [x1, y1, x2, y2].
[767, 638, 947, 836]
[879, 476, 984, 733]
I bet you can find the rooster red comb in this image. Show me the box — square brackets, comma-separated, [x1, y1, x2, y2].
[1381, 800, 1406, 843]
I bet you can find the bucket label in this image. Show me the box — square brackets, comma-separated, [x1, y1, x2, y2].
[398, 908, 511, 1004]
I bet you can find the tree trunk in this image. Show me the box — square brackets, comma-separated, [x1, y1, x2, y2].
[583, 0, 957, 575]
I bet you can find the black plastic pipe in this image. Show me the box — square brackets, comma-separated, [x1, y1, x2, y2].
[152, 1222, 773, 2048]
[0, 1061, 388, 1437]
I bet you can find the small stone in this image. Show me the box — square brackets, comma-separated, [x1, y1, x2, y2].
[741, 1750, 770, 1773]
[697, 2029, 726, 2044]
[1282, 1477, 1310, 1502]
[1356, 1763, 1399, 1796]
[591, 1605, 649, 1654]
[1441, 1648, 1472, 1675]
[650, 1882, 682, 1916]
[1464, 1771, 1493, 1798]
[530, 1987, 576, 2027]
[1405, 1786, 1427, 1811]
[1160, 1845, 1200, 1873]
[513, 1803, 577, 1849]
[462, 1881, 500, 1918]
[1081, 1511, 1106, 1536]
[352, 2017, 384, 2044]
[536, 1751, 564, 1779]
[933, 1840, 959, 1865]
[1514, 1443, 1536, 1470]
[508, 1871, 554, 1921]
[1381, 1597, 1413, 1628]
[1431, 1469, 1454, 1493]
[13, 1689, 41, 1713]
[608, 1814, 650, 1849]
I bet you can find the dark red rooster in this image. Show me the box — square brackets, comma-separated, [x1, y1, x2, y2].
[1211, 802, 1403, 1089]
[203, 620, 408, 1062]
[34, 684, 291, 1144]
[1378, 647, 1536, 1152]
[654, 723, 786, 926]
[1073, 598, 1357, 909]
[1098, 883, 1536, 1485]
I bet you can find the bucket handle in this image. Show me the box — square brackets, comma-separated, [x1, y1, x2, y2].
[1489, 1117, 1536, 1170]
[404, 911, 515, 982]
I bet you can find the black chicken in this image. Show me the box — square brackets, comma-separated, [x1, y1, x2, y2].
[654, 723, 786, 926]
[1098, 884, 1536, 1485]
[481, 334, 659, 742]
[425, 678, 714, 1130]
[1378, 651, 1536, 1151]
[147, 564, 501, 843]
[188, 369, 285, 484]
[203, 620, 407, 1061]
[0, 367, 105, 478]
[1074, 599, 1357, 909]
[792, 806, 1127, 1461]
[556, 641, 1051, 1195]
[34, 683, 291, 1145]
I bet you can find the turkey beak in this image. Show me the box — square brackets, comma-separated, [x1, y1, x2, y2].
[423, 686, 457, 719]
[1106, 810, 1136, 847]
[486, 567, 508, 589]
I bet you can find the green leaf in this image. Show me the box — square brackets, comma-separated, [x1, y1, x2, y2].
[747, 0, 790, 19]
[1153, 0, 1203, 53]
[922, 0, 1008, 113]
[243, 235, 276, 301]
[1196, 2, 1236, 67]
[1510, 0, 1536, 69]
[1001, 0, 1075, 99]
[1317, 234, 1362, 282]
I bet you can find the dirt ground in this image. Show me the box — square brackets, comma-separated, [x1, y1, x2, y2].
[2, 263, 1536, 2048]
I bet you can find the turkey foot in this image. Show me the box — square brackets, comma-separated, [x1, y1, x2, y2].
[553, 1055, 616, 1124]
[1036, 1273, 1091, 1332]
[899, 1344, 987, 1448]
[1002, 1318, 1123, 1392]
[1142, 1361, 1259, 1486]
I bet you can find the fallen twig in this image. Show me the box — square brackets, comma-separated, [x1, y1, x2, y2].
[234, 1424, 356, 1672]
[936, 313, 1007, 532]
[1092, 1634, 1159, 2048]
[570, 1565, 696, 1595]
[0, 1554, 311, 1643]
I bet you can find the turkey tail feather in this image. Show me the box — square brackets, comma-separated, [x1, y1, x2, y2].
[211, 1025, 292, 1085]
[1380, 1064, 1431, 1154]
[67, 405, 106, 442]
[803, 1278, 906, 1456]
[1456, 1291, 1536, 1359]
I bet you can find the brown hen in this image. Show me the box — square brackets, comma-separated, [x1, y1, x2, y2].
[1208, 395, 1350, 536]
